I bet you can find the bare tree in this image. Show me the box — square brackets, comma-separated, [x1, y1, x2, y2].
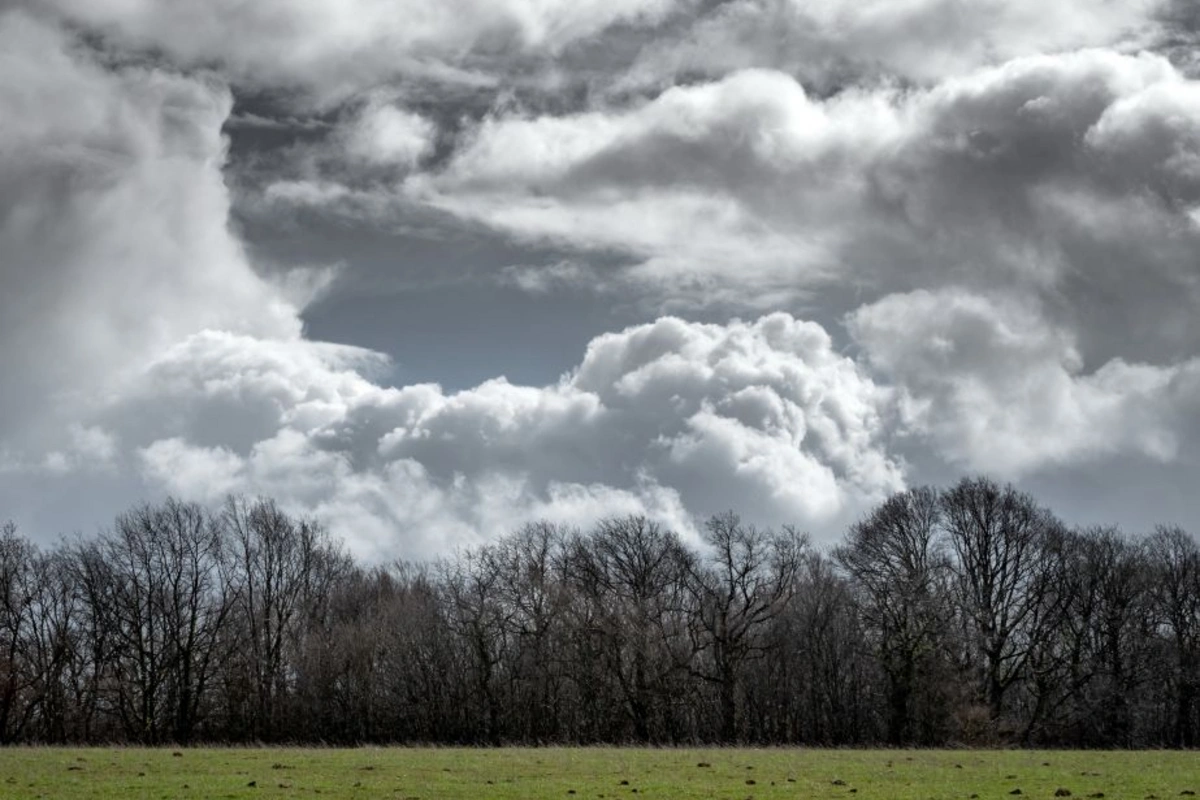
[1146, 526, 1200, 746]
[75, 500, 233, 743]
[836, 487, 951, 744]
[0, 522, 38, 743]
[1009, 525, 1088, 744]
[489, 522, 572, 742]
[93, 510, 173, 743]
[689, 512, 806, 742]
[221, 496, 346, 741]
[4, 484, 1200, 747]
[765, 552, 872, 744]
[1079, 528, 1153, 745]
[941, 477, 1066, 726]
[13, 548, 79, 743]
[565, 516, 693, 742]
[149, 499, 233, 743]
[439, 545, 515, 744]
[68, 538, 122, 742]
[370, 563, 459, 741]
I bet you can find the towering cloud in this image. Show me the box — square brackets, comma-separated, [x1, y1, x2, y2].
[0, 11, 303, 457]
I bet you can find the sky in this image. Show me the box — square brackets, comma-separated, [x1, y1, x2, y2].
[1, 0, 1199, 561]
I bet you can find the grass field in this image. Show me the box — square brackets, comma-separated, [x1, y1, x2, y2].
[0, 747, 1196, 799]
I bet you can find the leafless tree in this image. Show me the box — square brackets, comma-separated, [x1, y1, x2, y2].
[836, 487, 952, 744]
[0, 485, 1196, 747]
[221, 496, 346, 741]
[439, 544, 515, 744]
[689, 512, 805, 742]
[764, 552, 871, 744]
[1146, 525, 1200, 746]
[13, 548, 80, 742]
[489, 522, 572, 742]
[73, 500, 232, 743]
[0, 521, 38, 742]
[941, 477, 1067, 726]
[564, 516, 693, 742]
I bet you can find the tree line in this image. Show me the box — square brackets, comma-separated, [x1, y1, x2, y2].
[1, 477, 1198, 747]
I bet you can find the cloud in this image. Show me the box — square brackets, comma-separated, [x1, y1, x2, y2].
[344, 101, 438, 169]
[42, 0, 685, 105]
[618, 0, 1163, 94]
[139, 438, 244, 501]
[140, 430, 697, 560]
[1, 425, 120, 477]
[880, 49, 1200, 362]
[406, 68, 898, 305]
[0, 10, 301, 461]
[410, 49, 1200, 340]
[119, 314, 903, 558]
[2, 10, 751, 558]
[849, 288, 1200, 476]
[7, 2, 1200, 554]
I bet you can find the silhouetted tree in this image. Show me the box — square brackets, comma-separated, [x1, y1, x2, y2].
[689, 512, 805, 742]
[836, 487, 952, 744]
[0, 483, 1195, 747]
[941, 477, 1067, 729]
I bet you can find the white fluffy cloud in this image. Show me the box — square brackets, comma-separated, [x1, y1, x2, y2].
[407, 68, 898, 304]
[849, 288, 1200, 476]
[0, 9, 903, 558]
[121, 315, 903, 558]
[344, 102, 438, 168]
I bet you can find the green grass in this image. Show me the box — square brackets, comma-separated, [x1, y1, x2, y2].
[0, 747, 1195, 799]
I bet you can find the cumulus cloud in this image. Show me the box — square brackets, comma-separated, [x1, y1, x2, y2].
[407, 68, 897, 304]
[5, 10, 776, 559]
[139, 438, 245, 501]
[1, 426, 120, 478]
[849, 288, 1200, 476]
[276, 97, 439, 185]
[118, 315, 903, 558]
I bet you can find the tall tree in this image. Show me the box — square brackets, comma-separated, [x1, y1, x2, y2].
[689, 512, 806, 742]
[1078, 528, 1152, 746]
[941, 477, 1066, 727]
[565, 516, 693, 742]
[836, 487, 951, 744]
[15, 548, 80, 743]
[81, 500, 232, 743]
[490, 522, 571, 742]
[221, 496, 346, 740]
[1146, 526, 1200, 747]
[0, 522, 37, 743]
[439, 544, 514, 744]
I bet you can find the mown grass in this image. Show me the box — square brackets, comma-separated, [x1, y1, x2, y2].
[0, 747, 1196, 799]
